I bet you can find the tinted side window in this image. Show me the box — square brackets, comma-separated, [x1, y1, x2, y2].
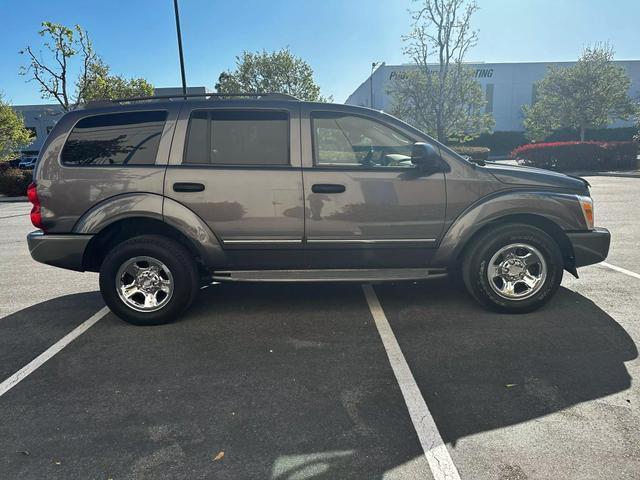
[312, 112, 414, 168]
[61, 111, 167, 166]
[184, 111, 208, 164]
[184, 110, 289, 165]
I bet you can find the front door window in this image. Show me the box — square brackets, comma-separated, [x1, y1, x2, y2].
[312, 112, 415, 168]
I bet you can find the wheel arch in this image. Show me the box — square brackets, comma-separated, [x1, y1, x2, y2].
[75, 193, 226, 272]
[454, 213, 577, 277]
[433, 190, 585, 277]
[82, 217, 205, 273]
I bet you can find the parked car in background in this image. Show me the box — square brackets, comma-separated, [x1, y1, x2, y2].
[18, 156, 38, 169]
[26, 94, 610, 325]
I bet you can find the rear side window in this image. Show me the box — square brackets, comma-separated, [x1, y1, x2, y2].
[184, 110, 289, 165]
[61, 111, 167, 166]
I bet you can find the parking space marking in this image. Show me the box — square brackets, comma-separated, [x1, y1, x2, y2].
[0, 213, 29, 220]
[0, 306, 109, 397]
[601, 262, 640, 280]
[362, 284, 461, 480]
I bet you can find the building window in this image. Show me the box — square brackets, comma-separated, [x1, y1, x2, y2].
[485, 84, 494, 114]
[184, 110, 289, 166]
[61, 111, 167, 166]
[531, 84, 538, 105]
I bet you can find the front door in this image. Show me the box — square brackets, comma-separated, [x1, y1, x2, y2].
[165, 104, 305, 268]
[301, 108, 446, 268]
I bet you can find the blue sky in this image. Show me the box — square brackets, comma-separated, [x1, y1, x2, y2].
[1, 0, 638, 105]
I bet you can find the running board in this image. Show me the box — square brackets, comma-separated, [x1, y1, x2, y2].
[211, 268, 447, 283]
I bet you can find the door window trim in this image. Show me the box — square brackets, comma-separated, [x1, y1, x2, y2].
[309, 111, 420, 171]
[181, 108, 292, 168]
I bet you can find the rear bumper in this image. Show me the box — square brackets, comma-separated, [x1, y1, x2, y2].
[27, 230, 93, 272]
[567, 227, 611, 268]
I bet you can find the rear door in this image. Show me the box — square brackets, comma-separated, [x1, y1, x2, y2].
[165, 103, 304, 268]
[301, 106, 446, 268]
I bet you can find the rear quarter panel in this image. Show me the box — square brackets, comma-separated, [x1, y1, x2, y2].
[34, 103, 180, 233]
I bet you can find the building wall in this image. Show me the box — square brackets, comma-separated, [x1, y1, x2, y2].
[12, 104, 65, 155]
[345, 61, 640, 132]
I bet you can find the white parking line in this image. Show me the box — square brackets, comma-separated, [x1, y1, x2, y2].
[601, 262, 640, 280]
[0, 306, 110, 398]
[362, 285, 461, 480]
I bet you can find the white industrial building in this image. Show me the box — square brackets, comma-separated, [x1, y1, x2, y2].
[346, 61, 640, 132]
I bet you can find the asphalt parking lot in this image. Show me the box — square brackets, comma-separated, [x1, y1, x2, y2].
[1, 176, 639, 480]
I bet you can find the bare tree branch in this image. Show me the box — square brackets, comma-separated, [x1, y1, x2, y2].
[19, 22, 101, 111]
[388, 0, 491, 142]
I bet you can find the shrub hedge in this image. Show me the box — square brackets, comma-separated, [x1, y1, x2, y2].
[449, 145, 490, 160]
[510, 141, 638, 172]
[460, 128, 636, 157]
[460, 131, 527, 156]
[0, 166, 32, 197]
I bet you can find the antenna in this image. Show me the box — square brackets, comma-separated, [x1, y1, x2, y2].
[173, 0, 188, 98]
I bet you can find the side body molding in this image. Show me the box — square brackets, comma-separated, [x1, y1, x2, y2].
[432, 190, 587, 266]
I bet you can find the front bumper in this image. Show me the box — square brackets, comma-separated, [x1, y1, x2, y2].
[566, 227, 611, 268]
[27, 230, 94, 272]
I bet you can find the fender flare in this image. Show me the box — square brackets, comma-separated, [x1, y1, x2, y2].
[74, 193, 226, 267]
[162, 196, 226, 266]
[432, 190, 586, 266]
[73, 192, 164, 233]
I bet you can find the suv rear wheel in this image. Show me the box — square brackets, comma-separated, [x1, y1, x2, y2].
[462, 224, 563, 313]
[99, 235, 199, 325]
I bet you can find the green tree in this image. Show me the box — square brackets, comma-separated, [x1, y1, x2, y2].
[20, 22, 153, 110]
[523, 44, 635, 141]
[215, 48, 330, 102]
[388, 0, 493, 143]
[0, 94, 34, 162]
[79, 60, 154, 102]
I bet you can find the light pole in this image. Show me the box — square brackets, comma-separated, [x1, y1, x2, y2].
[370, 61, 381, 108]
[173, 0, 187, 98]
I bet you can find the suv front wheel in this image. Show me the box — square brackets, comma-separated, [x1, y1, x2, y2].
[99, 235, 199, 325]
[462, 224, 564, 313]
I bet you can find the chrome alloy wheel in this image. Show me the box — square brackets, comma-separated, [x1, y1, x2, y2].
[487, 243, 547, 301]
[116, 256, 174, 312]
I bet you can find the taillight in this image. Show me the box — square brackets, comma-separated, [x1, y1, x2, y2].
[27, 182, 44, 230]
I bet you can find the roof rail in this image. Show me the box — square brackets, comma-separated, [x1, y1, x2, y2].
[84, 92, 300, 108]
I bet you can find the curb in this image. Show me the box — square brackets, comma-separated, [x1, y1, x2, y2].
[0, 196, 28, 203]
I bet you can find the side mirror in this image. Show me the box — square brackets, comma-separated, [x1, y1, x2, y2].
[411, 142, 440, 169]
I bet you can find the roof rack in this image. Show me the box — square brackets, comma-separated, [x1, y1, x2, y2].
[84, 92, 300, 108]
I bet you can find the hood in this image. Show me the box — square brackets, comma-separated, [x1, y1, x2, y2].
[482, 162, 589, 193]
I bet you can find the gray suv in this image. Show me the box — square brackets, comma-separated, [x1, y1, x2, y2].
[26, 94, 610, 325]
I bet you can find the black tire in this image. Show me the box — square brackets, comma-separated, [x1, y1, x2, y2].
[462, 223, 563, 313]
[99, 235, 199, 326]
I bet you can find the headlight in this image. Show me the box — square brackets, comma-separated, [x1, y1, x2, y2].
[577, 195, 594, 230]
